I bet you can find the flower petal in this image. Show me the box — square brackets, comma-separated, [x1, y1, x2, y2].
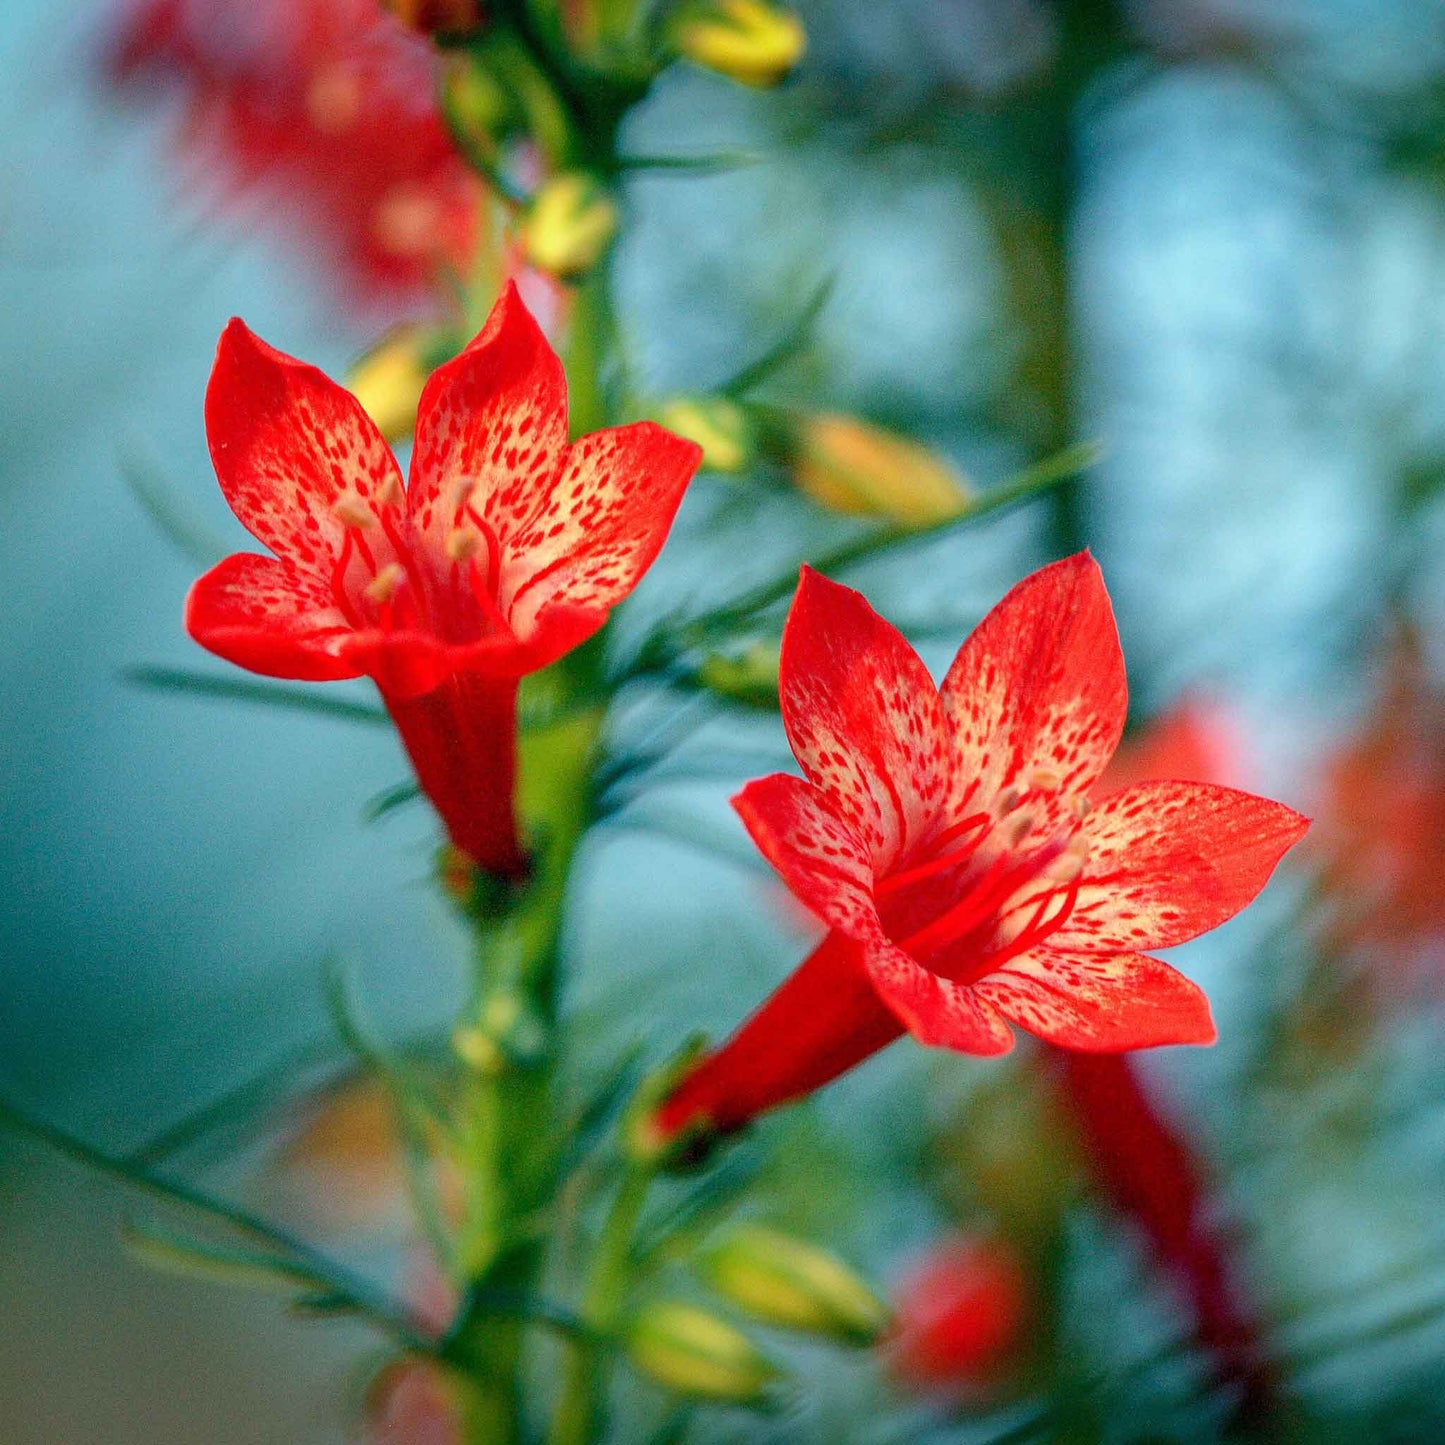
[865, 942, 1015, 1055]
[502, 421, 702, 647]
[186, 552, 360, 681]
[1053, 781, 1309, 953]
[407, 282, 568, 550]
[733, 773, 882, 937]
[974, 947, 1216, 1050]
[779, 569, 953, 872]
[205, 319, 404, 573]
[940, 553, 1126, 824]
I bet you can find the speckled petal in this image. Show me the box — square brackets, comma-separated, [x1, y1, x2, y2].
[407, 282, 568, 551]
[1052, 781, 1309, 953]
[940, 553, 1127, 827]
[865, 941, 1015, 1055]
[974, 947, 1217, 1050]
[733, 773, 882, 937]
[186, 552, 360, 681]
[205, 319, 405, 575]
[502, 421, 701, 649]
[779, 569, 953, 873]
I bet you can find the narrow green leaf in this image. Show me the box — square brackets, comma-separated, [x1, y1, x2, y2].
[322, 963, 459, 1268]
[125, 666, 390, 726]
[117, 438, 232, 569]
[719, 275, 836, 399]
[122, 1217, 329, 1295]
[0, 1094, 427, 1349]
[616, 150, 765, 175]
[364, 781, 424, 823]
[627, 439, 1102, 676]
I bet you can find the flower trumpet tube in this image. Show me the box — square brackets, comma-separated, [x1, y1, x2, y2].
[1052, 1050, 1277, 1422]
[188, 282, 702, 875]
[655, 556, 1307, 1141]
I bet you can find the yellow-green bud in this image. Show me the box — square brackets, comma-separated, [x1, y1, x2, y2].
[624, 1300, 781, 1403]
[790, 412, 972, 527]
[701, 1225, 890, 1345]
[348, 328, 432, 443]
[520, 173, 619, 281]
[441, 52, 516, 152]
[696, 642, 780, 709]
[672, 1, 806, 88]
[656, 396, 755, 474]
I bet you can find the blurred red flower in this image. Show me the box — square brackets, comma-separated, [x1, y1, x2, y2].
[886, 1235, 1028, 1395]
[1315, 630, 1445, 979]
[187, 284, 701, 873]
[657, 556, 1306, 1137]
[104, 0, 483, 311]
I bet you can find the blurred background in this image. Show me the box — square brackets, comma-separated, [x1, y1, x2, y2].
[2, 0, 1444, 1440]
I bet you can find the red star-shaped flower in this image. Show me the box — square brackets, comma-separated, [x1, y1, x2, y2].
[657, 555, 1307, 1136]
[188, 283, 701, 874]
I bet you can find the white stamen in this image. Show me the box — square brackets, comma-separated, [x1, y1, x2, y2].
[1069, 793, 1092, 821]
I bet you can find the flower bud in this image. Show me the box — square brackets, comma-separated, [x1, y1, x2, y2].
[702, 1224, 889, 1345]
[624, 1300, 782, 1403]
[364, 1358, 468, 1445]
[789, 413, 971, 526]
[656, 396, 755, 474]
[696, 642, 780, 709]
[383, 0, 487, 39]
[886, 1236, 1029, 1395]
[672, 1, 806, 88]
[348, 328, 433, 443]
[520, 172, 619, 281]
[441, 52, 516, 152]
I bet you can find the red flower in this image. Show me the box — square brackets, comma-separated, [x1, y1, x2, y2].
[1314, 628, 1445, 973]
[104, 0, 483, 310]
[886, 1235, 1029, 1395]
[187, 284, 701, 874]
[656, 556, 1306, 1137]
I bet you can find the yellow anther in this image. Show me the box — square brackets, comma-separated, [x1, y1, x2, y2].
[1050, 836, 1091, 882]
[1002, 809, 1037, 848]
[332, 494, 374, 528]
[364, 563, 405, 605]
[376, 473, 406, 509]
[1029, 767, 1064, 792]
[445, 525, 484, 563]
[994, 785, 1026, 817]
[1070, 794, 1093, 821]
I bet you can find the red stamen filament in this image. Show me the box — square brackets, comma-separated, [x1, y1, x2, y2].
[959, 873, 1083, 983]
[329, 528, 360, 624]
[875, 813, 992, 900]
[896, 835, 1072, 961]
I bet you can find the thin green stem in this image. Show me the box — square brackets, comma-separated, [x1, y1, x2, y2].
[548, 1164, 655, 1445]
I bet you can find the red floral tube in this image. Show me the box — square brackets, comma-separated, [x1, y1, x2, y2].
[383, 673, 525, 878]
[1053, 1051, 1276, 1424]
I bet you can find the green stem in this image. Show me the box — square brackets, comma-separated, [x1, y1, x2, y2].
[549, 1164, 655, 1445]
[445, 702, 606, 1445]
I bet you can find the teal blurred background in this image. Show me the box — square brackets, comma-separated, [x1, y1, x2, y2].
[3, 1, 1445, 1440]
